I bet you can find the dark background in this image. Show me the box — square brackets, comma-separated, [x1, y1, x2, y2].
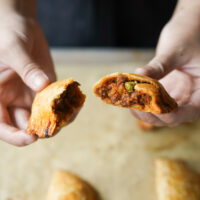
[38, 0, 177, 47]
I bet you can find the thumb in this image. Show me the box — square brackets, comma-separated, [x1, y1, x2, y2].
[19, 62, 50, 91]
[135, 55, 176, 80]
[6, 44, 50, 91]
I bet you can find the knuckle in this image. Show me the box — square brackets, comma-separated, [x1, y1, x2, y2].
[21, 63, 39, 81]
[135, 67, 147, 75]
[149, 58, 165, 74]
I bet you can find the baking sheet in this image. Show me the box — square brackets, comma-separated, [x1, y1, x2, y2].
[0, 49, 200, 200]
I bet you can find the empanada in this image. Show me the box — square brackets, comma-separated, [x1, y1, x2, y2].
[155, 158, 200, 200]
[27, 79, 85, 138]
[47, 170, 100, 200]
[93, 73, 177, 114]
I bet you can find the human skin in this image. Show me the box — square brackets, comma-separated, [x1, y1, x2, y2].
[1, 0, 200, 146]
[0, 0, 56, 146]
[132, 0, 200, 127]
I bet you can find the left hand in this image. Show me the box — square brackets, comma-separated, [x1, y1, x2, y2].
[0, 72, 37, 146]
[0, 11, 56, 146]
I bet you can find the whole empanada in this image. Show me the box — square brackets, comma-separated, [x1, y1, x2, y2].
[27, 79, 85, 138]
[47, 170, 100, 200]
[93, 73, 177, 114]
[155, 158, 200, 200]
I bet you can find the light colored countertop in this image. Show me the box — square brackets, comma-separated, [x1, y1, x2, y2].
[0, 49, 200, 200]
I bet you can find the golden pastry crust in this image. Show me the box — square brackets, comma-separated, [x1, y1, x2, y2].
[137, 120, 155, 131]
[27, 79, 85, 138]
[155, 158, 200, 200]
[93, 73, 177, 114]
[47, 170, 100, 200]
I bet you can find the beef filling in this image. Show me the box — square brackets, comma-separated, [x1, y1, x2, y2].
[97, 76, 152, 106]
[53, 82, 82, 122]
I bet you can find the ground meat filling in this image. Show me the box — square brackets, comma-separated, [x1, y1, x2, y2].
[97, 76, 152, 107]
[53, 82, 82, 122]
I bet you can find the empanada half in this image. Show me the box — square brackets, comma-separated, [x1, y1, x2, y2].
[155, 158, 200, 200]
[93, 73, 177, 114]
[47, 170, 100, 200]
[27, 79, 85, 138]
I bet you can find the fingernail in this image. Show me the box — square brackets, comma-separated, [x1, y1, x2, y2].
[16, 131, 38, 146]
[135, 68, 146, 75]
[24, 133, 38, 145]
[28, 135, 38, 144]
[32, 72, 49, 91]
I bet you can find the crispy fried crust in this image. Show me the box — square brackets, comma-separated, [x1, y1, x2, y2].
[27, 79, 85, 138]
[47, 170, 100, 200]
[155, 158, 200, 200]
[137, 120, 155, 131]
[93, 73, 177, 114]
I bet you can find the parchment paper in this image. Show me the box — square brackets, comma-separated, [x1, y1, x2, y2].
[0, 49, 200, 200]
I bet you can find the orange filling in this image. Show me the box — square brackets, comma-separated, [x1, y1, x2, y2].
[97, 76, 152, 107]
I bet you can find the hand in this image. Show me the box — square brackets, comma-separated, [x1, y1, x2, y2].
[0, 11, 56, 146]
[132, 7, 200, 127]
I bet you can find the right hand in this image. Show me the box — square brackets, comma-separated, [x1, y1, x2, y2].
[131, 11, 200, 127]
[0, 11, 56, 146]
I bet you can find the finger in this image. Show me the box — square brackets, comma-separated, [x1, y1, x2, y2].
[0, 103, 11, 124]
[2, 43, 50, 91]
[32, 25, 57, 83]
[12, 82, 34, 108]
[156, 89, 200, 126]
[0, 67, 16, 85]
[16, 62, 50, 92]
[9, 107, 30, 130]
[0, 123, 37, 146]
[155, 106, 198, 127]
[0, 103, 36, 146]
[135, 55, 176, 80]
[33, 46, 57, 83]
[159, 70, 192, 105]
[130, 110, 166, 126]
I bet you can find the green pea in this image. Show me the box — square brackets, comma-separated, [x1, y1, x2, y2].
[125, 81, 137, 93]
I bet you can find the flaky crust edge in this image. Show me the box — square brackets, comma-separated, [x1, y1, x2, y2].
[47, 170, 100, 200]
[155, 158, 200, 200]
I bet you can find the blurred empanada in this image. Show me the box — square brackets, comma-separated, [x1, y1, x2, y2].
[155, 158, 200, 200]
[137, 120, 155, 131]
[27, 79, 85, 138]
[47, 170, 99, 200]
[93, 73, 177, 114]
